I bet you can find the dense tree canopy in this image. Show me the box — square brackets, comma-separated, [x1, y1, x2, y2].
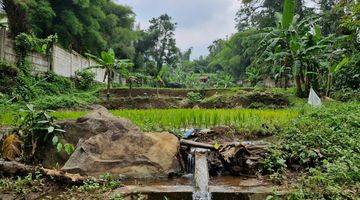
[202, 0, 359, 97]
[2, 0, 137, 57]
[235, 0, 313, 31]
[145, 14, 179, 74]
[0, 0, 358, 95]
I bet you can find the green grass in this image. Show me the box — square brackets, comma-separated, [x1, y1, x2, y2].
[52, 110, 87, 120]
[111, 109, 298, 132]
[1, 108, 298, 133]
[271, 101, 360, 199]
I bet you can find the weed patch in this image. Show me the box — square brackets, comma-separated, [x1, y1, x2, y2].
[267, 102, 360, 199]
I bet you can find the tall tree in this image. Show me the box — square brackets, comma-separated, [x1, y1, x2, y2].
[235, 0, 313, 31]
[1, 0, 137, 57]
[180, 47, 193, 62]
[146, 14, 179, 74]
[1, 0, 31, 38]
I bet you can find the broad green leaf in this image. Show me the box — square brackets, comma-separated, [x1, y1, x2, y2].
[282, 0, 295, 29]
[331, 57, 350, 73]
[275, 12, 283, 25]
[290, 38, 300, 52]
[26, 104, 34, 112]
[44, 112, 51, 119]
[52, 136, 59, 145]
[48, 126, 54, 133]
[56, 143, 63, 152]
[64, 144, 75, 155]
[313, 24, 322, 42]
[101, 48, 115, 64]
[37, 120, 49, 124]
[55, 129, 66, 133]
[294, 60, 301, 75]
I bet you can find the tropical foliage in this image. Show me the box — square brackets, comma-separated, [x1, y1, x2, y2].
[1, 104, 73, 163]
[273, 102, 360, 199]
[86, 48, 133, 99]
[200, 0, 359, 98]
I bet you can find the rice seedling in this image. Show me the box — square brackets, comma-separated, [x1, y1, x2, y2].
[1, 108, 298, 134]
[110, 109, 298, 132]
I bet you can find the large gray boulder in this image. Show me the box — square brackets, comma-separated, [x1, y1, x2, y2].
[59, 106, 180, 178]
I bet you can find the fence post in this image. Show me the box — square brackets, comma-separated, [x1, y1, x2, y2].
[70, 50, 73, 77]
[0, 28, 5, 60]
[48, 44, 55, 72]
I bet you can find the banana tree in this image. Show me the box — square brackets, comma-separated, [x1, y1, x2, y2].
[290, 21, 349, 97]
[326, 56, 349, 97]
[256, 0, 297, 89]
[256, 0, 346, 97]
[86, 49, 133, 100]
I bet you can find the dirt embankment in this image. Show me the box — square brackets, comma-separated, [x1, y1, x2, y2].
[101, 88, 290, 109]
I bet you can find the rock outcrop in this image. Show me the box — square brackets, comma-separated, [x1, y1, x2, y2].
[58, 106, 180, 178]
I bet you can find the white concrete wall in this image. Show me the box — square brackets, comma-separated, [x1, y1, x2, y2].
[0, 28, 107, 83]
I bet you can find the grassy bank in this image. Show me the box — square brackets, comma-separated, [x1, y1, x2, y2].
[268, 102, 360, 199]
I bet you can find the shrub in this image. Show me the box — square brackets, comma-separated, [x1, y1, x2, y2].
[0, 60, 19, 94]
[270, 102, 360, 199]
[187, 92, 203, 104]
[332, 88, 360, 102]
[34, 71, 75, 96]
[32, 92, 98, 110]
[75, 69, 96, 90]
[4, 104, 73, 163]
[334, 53, 360, 90]
[9, 67, 75, 101]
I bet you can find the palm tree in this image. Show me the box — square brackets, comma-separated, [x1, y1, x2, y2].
[86, 49, 133, 100]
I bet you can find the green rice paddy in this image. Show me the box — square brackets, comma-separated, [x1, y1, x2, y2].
[111, 109, 298, 132]
[0, 108, 298, 133]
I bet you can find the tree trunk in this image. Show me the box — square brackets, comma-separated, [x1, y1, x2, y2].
[326, 72, 333, 97]
[129, 81, 132, 99]
[2, 0, 30, 38]
[106, 72, 111, 101]
[156, 60, 163, 77]
[305, 71, 311, 95]
[180, 139, 215, 150]
[300, 70, 305, 84]
[295, 74, 303, 97]
[0, 160, 88, 184]
[284, 57, 292, 89]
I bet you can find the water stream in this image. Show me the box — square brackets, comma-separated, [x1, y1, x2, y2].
[187, 148, 195, 173]
[192, 148, 211, 200]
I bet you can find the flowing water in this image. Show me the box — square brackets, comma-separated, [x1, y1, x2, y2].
[192, 148, 211, 200]
[187, 148, 195, 173]
[107, 146, 281, 200]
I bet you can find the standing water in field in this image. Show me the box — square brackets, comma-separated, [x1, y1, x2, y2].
[192, 148, 211, 200]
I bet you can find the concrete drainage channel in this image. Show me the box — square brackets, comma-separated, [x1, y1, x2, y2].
[113, 148, 282, 200]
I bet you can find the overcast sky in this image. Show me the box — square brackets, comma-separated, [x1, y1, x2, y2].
[116, 0, 238, 59]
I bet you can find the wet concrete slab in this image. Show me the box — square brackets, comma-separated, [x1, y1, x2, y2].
[112, 185, 194, 200]
[209, 185, 274, 193]
[112, 176, 286, 200]
[113, 185, 194, 193]
[210, 176, 270, 187]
